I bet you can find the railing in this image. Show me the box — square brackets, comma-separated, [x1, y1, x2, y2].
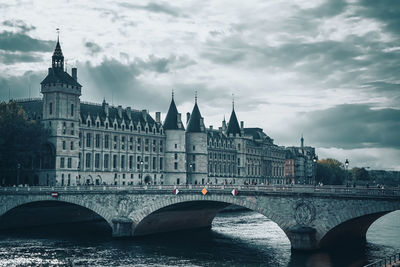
[0, 184, 400, 197]
[364, 251, 400, 267]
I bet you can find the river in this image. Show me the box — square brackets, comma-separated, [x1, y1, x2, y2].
[0, 210, 399, 266]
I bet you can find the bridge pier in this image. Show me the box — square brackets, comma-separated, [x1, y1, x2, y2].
[111, 217, 133, 238]
[288, 226, 318, 251]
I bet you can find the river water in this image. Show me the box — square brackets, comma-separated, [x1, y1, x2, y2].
[0, 210, 399, 266]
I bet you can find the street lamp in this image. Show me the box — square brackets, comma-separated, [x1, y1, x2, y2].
[312, 155, 317, 185]
[16, 163, 21, 186]
[189, 163, 192, 185]
[140, 160, 144, 185]
[345, 159, 349, 185]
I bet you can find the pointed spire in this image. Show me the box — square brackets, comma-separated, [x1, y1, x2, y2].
[164, 93, 184, 130]
[232, 93, 235, 110]
[172, 89, 174, 100]
[187, 94, 204, 133]
[195, 90, 197, 103]
[52, 28, 64, 71]
[226, 99, 241, 136]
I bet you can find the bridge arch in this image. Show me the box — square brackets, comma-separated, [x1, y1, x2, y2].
[0, 196, 115, 230]
[129, 194, 289, 239]
[318, 201, 400, 248]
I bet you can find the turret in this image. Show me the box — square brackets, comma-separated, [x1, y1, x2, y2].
[186, 93, 207, 184]
[163, 92, 186, 185]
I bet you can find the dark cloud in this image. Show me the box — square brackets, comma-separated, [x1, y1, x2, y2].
[85, 41, 102, 55]
[0, 71, 45, 100]
[357, 0, 400, 37]
[2, 19, 36, 32]
[0, 51, 42, 65]
[295, 104, 400, 149]
[0, 31, 54, 52]
[119, 2, 181, 17]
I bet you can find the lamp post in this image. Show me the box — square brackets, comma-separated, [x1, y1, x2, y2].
[312, 155, 317, 186]
[140, 160, 144, 185]
[345, 159, 349, 185]
[189, 163, 192, 185]
[16, 163, 21, 186]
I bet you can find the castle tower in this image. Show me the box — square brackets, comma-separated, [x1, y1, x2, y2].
[186, 94, 207, 184]
[40, 36, 82, 186]
[226, 101, 246, 180]
[163, 93, 186, 185]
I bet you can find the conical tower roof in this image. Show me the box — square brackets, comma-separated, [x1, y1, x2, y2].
[226, 108, 241, 136]
[187, 100, 204, 132]
[163, 95, 184, 130]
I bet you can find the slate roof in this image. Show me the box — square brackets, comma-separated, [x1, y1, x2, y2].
[163, 97, 184, 130]
[226, 109, 241, 136]
[186, 102, 204, 132]
[16, 99, 159, 131]
[17, 99, 43, 120]
[41, 68, 82, 87]
[244, 127, 273, 143]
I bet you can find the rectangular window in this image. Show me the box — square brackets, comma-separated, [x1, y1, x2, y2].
[71, 104, 74, 117]
[104, 135, 109, 149]
[70, 141, 74, 150]
[174, 162, 178, 170]
[174, 153, 178, 160]
[113, 155, 117, 169]
[192, 155, 195, 161]
[49, 102, 53, 115]
[71, 123, 74, 135]
[95, 153, 100, 169]
[78, 153, 81, 169]
[152, 157, 156, 170]
[104, 154, 109, 169]
[129, 155, 133, 170]
[145, 138, 149, 151]
[160, 140, 163, 152]
[86, 133, 91, 148]
[62, 141, 66, 150]
[137, 138, 141, 151]
[95, 134, 100, 148]
[60, 157, 65, 168]
[193, 145, 195, 151]
[145, 156, 149, 170]
[68, 157, 72, 168]
[160, 157, 163, 170]
[121, 155, 125, 169]
[85, 153, 91, 168]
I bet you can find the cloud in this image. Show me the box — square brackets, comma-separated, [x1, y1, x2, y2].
[0, 31, 54, 52]
[293, 104, 400, 149]
[357, 0, 400, 37]
[0, 71, 45, 100]
[119, 2, 181, 17]
[85, 41, 102, 55]
[0, 51, 42, 65]
[2, 19, 36, 33]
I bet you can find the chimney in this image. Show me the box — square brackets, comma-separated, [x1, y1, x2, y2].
[102, 101, 109, 116]
[126, 107, 131, 119]
[72, 68, 77, 81]
[186, 112, 190, 124]
[209, 125, 213, 130]
[142, 109, 147, 121]
[118, 105, 123, 118]
[156, 112, 161, 123]
[240, 121, 244, 130]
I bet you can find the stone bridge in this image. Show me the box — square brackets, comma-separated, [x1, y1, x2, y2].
[0, 185, 399, 250]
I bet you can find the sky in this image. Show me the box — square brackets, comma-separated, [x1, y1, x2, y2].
[0, 0, 399, 170]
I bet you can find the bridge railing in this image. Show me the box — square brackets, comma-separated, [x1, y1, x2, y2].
[364, 251, 400, 267]
[0, 184, 400, 197]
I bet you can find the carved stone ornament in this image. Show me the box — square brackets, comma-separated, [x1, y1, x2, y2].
[293, 201, 316, 225]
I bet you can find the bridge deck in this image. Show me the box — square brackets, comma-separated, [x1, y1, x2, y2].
[1, 185, 399, 199]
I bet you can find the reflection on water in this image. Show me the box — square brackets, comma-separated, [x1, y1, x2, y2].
[0, 210, 399, 266]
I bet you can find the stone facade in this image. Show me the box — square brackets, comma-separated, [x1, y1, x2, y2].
[17, 39, 296, 186]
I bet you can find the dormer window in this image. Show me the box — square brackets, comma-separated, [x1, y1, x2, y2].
[96, 121, 99, 128]
[114, 124, 117, 130]
[122, 125, 125, 131]
[105, 122, 108, 129]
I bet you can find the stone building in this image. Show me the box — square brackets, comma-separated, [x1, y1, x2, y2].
[17, 38, 288, 186]
[285, 136, 316, 184]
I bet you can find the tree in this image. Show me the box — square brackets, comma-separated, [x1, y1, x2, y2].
[0, 101, 48, 185]
[316, 158, 346, 185]
[351, 167, 370, 182]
